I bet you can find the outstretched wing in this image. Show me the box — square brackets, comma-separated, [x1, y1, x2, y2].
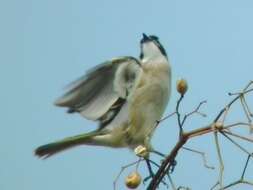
[55, 56, 142, 126]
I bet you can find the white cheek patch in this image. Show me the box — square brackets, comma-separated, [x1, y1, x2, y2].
[142, 42, 161, 60]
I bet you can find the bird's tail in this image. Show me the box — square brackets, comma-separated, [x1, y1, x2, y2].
[35, 131, 99, 159]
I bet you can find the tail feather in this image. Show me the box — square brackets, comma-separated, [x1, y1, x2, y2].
[35, 132, 97, 158]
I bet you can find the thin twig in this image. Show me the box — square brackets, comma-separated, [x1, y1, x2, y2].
[177, 186, 191, 190]
[168, 174, 177, 190]
[176, 95, 184, 137]
[241, 154, 251, 179]
[182, 146, 214, 169]
[216, 153, 252, 190]
[113, 159, 143, 190]
[146, 159, 155, 179]
[145, 159, 169, 188]
[220, 106, 229, 124]
[159, 112, 177, 123]
[243, 80, 253, 91]
[221, 132, 253, 157]
[223, 130, 253, 143]
[147, 81, 253, 190]
[242, 96, 253, 117]
[181, 100, 207, 126]
[214, 132, 224, 189]
[219, 179, 253, 190]
[240, 96, 252, 123]
[224, 122, 251, 130]
[210, 181, 219, 190]
[214, 82, 253, 123]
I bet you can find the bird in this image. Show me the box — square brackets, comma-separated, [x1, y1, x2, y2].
[35, 33, 171, 159]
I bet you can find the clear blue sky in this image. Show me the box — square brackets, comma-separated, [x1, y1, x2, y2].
[1, 0, 253, 189]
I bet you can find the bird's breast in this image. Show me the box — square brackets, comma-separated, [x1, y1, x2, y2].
[125, 61, 171, 146]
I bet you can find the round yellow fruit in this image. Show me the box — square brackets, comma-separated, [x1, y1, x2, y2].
[176, 79, 188, 95]
[125, 171, 142, 189]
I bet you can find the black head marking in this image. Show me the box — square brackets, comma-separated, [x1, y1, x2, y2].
[149, 35, 159, 41]
[139, 52, 144, 59]
[140, 33, 150, 44]
[140, 33, 167, 58]
[149, 35, 167, 57]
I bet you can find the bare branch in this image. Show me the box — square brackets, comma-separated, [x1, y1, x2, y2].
[158, 112, 177, 123]
[221, 132, 253, 157]
[224, 122, 251, 130]
[146, 81, 253, 190]
[176, 94, 185, 136]
[182, 146, 214, 169]
[241, 154, 251, 179]
[167, 174, 177, 190]
[181, 100, 207, 126]
[213, 132, 224, 189]
[223, 130, 253, 143]
[220, 179, 253, 190]
[240, 96, 252, 123]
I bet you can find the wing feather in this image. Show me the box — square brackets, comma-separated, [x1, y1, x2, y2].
[55, 56, 142, 123]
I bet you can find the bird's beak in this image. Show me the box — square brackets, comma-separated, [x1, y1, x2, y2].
[142, 33, 150, 41]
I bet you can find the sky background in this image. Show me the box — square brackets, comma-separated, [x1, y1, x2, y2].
[1, 0, 253, 189]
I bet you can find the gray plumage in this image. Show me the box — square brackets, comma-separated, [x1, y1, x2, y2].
[35, 34, 171, 158]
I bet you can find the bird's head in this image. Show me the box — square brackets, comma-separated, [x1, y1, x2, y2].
[139, 33, 167, 61]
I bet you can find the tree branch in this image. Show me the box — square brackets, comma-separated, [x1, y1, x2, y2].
[147, 81, 253, 190]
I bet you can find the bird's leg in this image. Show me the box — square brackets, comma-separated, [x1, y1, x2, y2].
[144, 159, 154, 180]
[143, 159, 169, 188]
[150, 150, 177, 173]
[150, 150, 166, 158]
[150, 149, 168, 169]
[169, 159, 177, 173]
